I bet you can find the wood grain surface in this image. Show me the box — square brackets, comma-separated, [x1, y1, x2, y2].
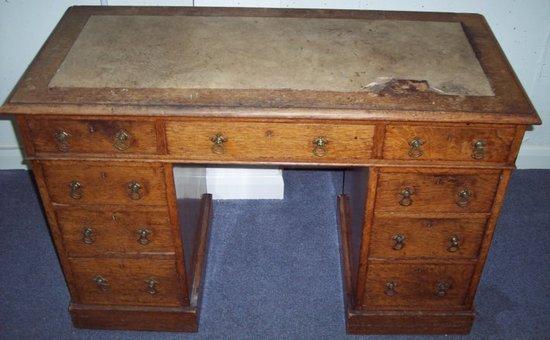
[26, 118, 159, 155]
[42, 161, 167, 205]
[375, 170, 501, 214]
[56, 206, 174, 257]
[166, 120, 374, 163]
[369, 217, 486, 259]
[383, 125, 517, 163]
[69, 258, 184, 307]
[363, 263, 475, 309]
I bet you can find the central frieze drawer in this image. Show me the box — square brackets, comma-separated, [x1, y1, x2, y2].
[364, 263, 475, 309]
[56, 207, 174, 257]
[383, 125, 516, 163]
[70, 258, 183, 307]
[41, 161, 167, 206]
[375, 170, 501, 213]
[165, 121, 375, 163]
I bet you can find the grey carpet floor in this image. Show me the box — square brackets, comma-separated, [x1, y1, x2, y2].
[0, 169, 549, 339]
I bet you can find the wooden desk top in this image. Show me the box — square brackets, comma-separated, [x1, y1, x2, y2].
[1, 6, 540, 125]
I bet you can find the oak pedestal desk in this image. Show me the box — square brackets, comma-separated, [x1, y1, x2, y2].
[1, 6, 541, 335]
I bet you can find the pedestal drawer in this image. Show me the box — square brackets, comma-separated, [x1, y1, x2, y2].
[375, 170, 501, 213]
[166, 121, 374, 163]
[383, 125, 516, 162]
[41, 161, 167, 206]
[56, 207, 174, 257]
[369, 217, 486, 259]
[70, 258, 183, 307]
[27, 118, 158, 155]
[364, 263, 474, 309]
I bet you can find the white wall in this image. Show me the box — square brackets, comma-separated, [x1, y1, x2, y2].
[1, 0, 549, 196]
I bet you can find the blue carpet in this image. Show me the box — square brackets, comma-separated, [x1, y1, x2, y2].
[0, 169, 549, 339]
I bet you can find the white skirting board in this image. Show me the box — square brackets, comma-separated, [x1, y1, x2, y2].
[205, 167, 284, 200]
[0, 146, 27, 170]
[516, 145, 550, 169]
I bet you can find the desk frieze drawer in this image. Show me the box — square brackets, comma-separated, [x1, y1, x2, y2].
[375, 170, 501, 214]
[56, 207, 174, 257]
[383, 125, 516, 163]
[70, 258, 183, 307]
[369, 217, 486, 259]
[364, 263, 475, 309]
[26, 118, 159, 155]
[165, 121, 375, 163]
[41, 161, 167, 206]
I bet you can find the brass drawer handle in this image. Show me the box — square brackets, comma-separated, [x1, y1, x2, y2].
[312, 137, 329, 157]
[456, 188, 473, 207]
[94, 275, 109, 291]
[392, 234, 406, 250]
[399, 187, 414, 206]
[472, 140, 486, 160]
[69, 180, 83, 200]
[447, 235, 460, 252]
[145, 278, 158, 295]
[210, 133, 227, 154]
[408, 137, 424, 158]
[82, 227, 94, 244]
[137, 228, 151, 245]
[436, 281, 451, 297]
[127, 181, 143, 200]
[385, 281, 397, 296]
[113, 129, 132, 151]
[54, 130, 70, 152]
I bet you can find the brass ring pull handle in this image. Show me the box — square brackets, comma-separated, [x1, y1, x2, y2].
[54, 130, 70, 152]
[82, 227, 94, 244]
[392, 234, 406, 250]
[447, 235, 460, 252]
[94, 275, 109, 291]
[210, 133, 227, 154]
[127, 181, 143, 200]
[436, 281, 451, 297]
[312, 137, 329, 157]
[399, 187, 414, 206]
[113, 129, 132, 151]
[137, 228, 151, 245]
[472, 140, 486, 160]
[408, 137, 424, 158]
[145, 278, 158, 295]
[385, 281, 397, 296]
[456, 188, 473, 207]
[69, 180, 83, 200]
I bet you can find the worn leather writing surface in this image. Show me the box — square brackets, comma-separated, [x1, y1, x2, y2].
[50, 15, 493, 96]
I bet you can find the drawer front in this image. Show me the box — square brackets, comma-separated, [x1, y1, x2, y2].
[383, 125, 516, 162]
[364, 263, 474, 309]
[375, 171, 500, 213]
[27, 118, 158, 154]
[369, 217, 486, 259]
[166, 121, 374, 163]
[57, 207, 174, 257]
[70, 258, 182, 307]
[42, 161, 167, 206]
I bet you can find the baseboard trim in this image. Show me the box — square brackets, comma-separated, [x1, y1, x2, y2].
[206, 168, 284, 199]
[516, 145, 550, 169]
[0, 146, 26, 170]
